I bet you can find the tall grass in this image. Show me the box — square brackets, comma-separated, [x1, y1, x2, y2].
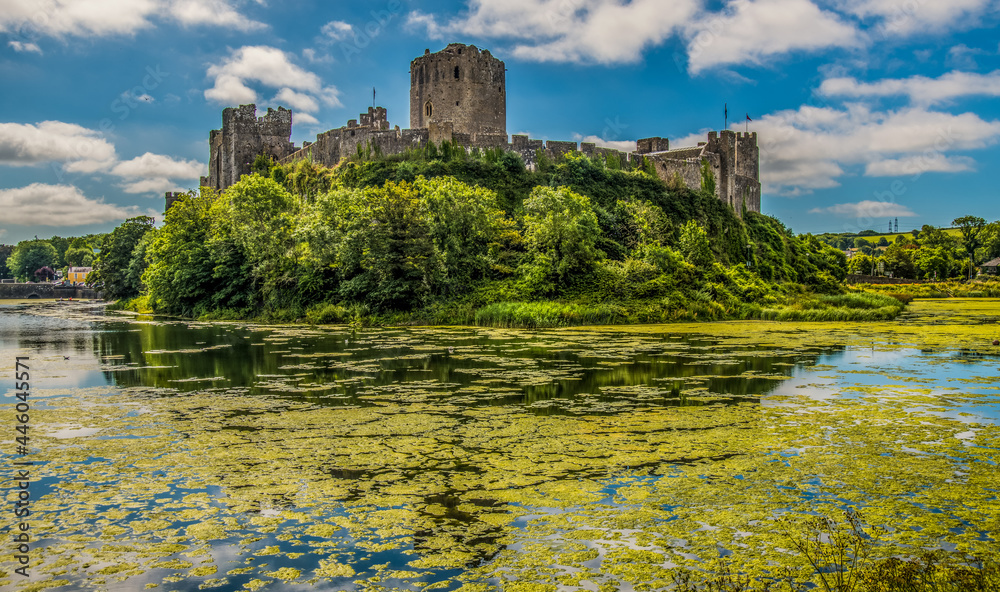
[856, 279, 1000, 299]
[474, 301, 628, 328]
[739, 292, 906, 322]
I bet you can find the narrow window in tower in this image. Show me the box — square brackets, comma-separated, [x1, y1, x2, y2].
[454, 66, 460, 79]
[425, 102, 433, 118]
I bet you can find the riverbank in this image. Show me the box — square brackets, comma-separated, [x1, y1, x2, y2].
[851, 278, 1000, 299]
[114, 288, 909, 328]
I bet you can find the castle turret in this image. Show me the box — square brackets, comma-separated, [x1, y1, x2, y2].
[164, 191, 185, 212]
[205, 104, 297, 192]
[409, 43, 506, 139]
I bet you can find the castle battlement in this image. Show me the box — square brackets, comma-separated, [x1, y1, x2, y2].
[189, 43, 760, 218]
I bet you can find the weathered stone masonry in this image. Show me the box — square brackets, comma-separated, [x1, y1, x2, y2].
[201, 104, 298, 191]
[194, 43, 761, 216]
[637, 131, 761, 216]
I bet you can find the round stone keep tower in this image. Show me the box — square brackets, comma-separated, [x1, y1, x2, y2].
[410, 43, 506, 138]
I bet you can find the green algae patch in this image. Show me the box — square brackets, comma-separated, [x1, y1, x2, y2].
[3, 299, 1000, 589]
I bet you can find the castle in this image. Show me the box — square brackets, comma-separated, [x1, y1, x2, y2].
[194, 43, 760, 215]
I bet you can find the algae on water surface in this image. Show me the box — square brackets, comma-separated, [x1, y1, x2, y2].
[0, 299, 998, 590]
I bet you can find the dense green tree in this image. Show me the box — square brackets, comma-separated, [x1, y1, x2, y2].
[952, 215, 986, 277]
[881, 244, 916, 279]
[414, 176, 516, 295]
[620, 199, 672, 257]
[144, 189, 250, 315]
[915, 246, 955, 280]
[213, 175, 298, 308]
[978, 221, 1000, 262]
[877, 237, 889, 247]
[917, 225, 956, 249]
[48, 236, 70, 267]
[847, 253, 873, 275]
[64, 246, 94, 267]
[521, 186, 602, 292]
[7, 240, 58, 281]
[335, 182, 437, 309]
[0, 244, 14, 279]
[679, 220, 714, 268]
[90, 216, 155, 299]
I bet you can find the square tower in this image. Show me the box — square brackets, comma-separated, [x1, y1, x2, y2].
[410, 43, 506, 138]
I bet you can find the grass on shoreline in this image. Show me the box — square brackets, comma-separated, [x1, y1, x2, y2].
[852, 278, 1000, 299]
[111, 290, 913, 329]
[114, 273, 1000, 328]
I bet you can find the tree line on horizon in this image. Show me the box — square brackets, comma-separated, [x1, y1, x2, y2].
[838, 217, 999, 280]
[0, 234, 105, 282]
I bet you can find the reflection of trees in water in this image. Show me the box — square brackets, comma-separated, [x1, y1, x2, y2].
[412, 491, 506, 565]
[93, 321, 288, 389]
[89, 322, 847, 567]
[92, 322, 845, 411]
[0, 303, 99, 357]
[322, 465, 508, 566]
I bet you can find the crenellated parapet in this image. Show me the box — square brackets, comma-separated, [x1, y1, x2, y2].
[204, 104, 298, 192]
[201, 43, 761, 216]
[410, 43, 506, 137]
[642, 130, 760, 216]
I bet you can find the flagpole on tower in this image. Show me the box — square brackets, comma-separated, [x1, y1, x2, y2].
[724, 103, 727, 131]
[373, 87, 376, 108]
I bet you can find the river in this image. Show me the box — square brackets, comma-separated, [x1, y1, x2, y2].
[1, 299, 998, 591]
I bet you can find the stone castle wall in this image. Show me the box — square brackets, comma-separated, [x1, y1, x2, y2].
[195, 43, 762, 218]
[641, 131, 760, 216]
[279, 107, 635, 174]
[203, 105, 298, 192]
[410, 43, 506, 137]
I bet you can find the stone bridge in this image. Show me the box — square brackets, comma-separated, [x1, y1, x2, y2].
[0, 283, 102, 300]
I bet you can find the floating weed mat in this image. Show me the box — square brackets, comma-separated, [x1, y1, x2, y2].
[1, 301, 999, 590]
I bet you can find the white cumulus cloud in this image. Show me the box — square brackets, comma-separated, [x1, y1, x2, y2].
[111, 152, 203, 180]
[110, 152, 204, 195]
[8, 40, 42, 53]
[819, 70, 1000, 106]
[809, 200, 917, 218]
[0, 120, 203, 197]
[272, 88, 320, 113]
[0, 0, 264, 38]
[409, 0, 700, 64]
[0, 184, 150, 226]
[865, 154, 976, 177]
[0, 121, 117, 172]
[843, 0, 998, 37]
[205, 46, 342, 112]
[320, 20, 354, 42]
[169, 0, 265, 32]
[684, 0, 861, 74]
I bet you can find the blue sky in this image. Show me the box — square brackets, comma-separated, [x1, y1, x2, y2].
[1, 0, 998, 244]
